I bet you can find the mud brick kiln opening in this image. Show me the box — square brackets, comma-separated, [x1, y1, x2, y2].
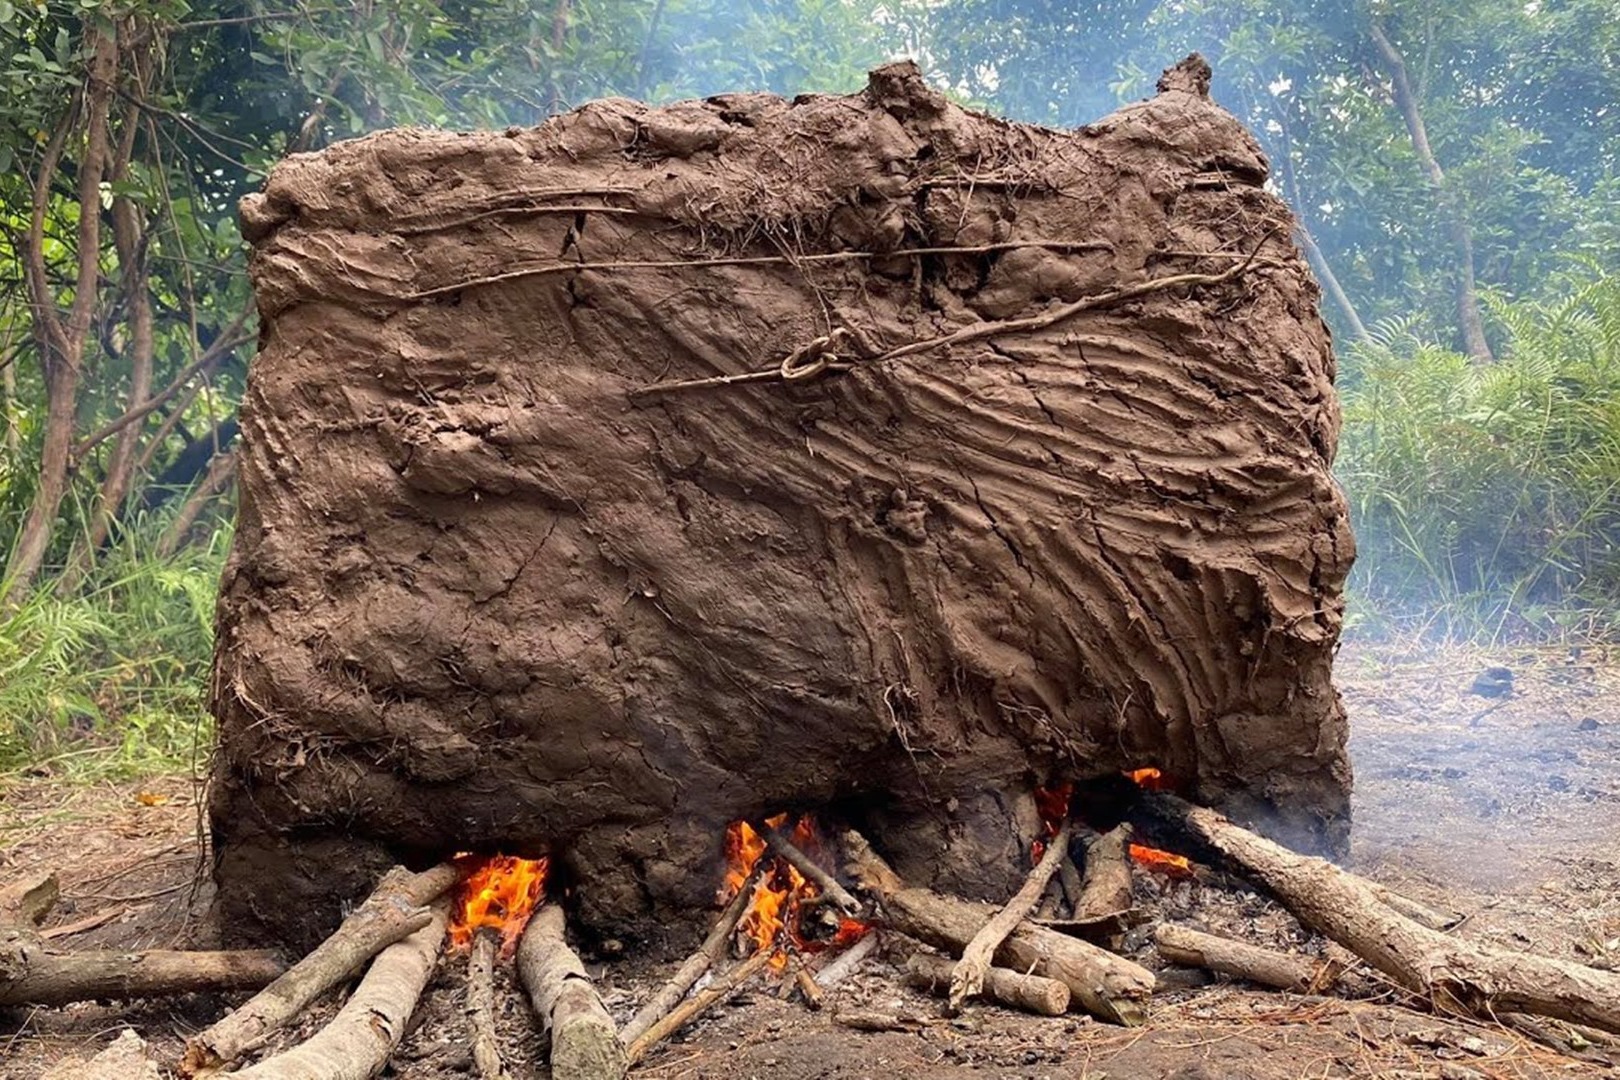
[209, 56, 1353, 952]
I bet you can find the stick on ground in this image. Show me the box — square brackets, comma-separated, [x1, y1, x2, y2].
[1145, 792, 1620, 1034]
[623, 948, 773, 1066]
[949, 821, 1071, 1012]
[468, 932, 506, 1080]
[0, 945, 286, 1007]
[908, 952, 1070, 1016]
[842, 830, 1153, 1025]
[619, 863, 762, 1047]
[232, 903, 447, 1080]
[812, 932, 880, 991]
[517, 904, 626, 1080]
[1154, 924, 1330, 992]
[181, 862, 458, 1076]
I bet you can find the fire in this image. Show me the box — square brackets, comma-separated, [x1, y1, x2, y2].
[1129, 842, 1194, 877]
[450, 854, 550, 954]
[1031, 783, 1072, 863]
[1126, 767, 1173, 790]
[719, 814, 870, 971]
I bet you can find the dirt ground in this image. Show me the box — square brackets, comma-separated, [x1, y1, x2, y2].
[3, 640, 1619, 1079]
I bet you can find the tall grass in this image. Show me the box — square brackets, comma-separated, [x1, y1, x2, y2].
[0, 520, 227, 778]
[1337, 270, 1620, 641]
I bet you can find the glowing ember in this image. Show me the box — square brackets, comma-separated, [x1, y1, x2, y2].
[1126, 767, 1173, 790]
[1031, 783, 1072, 863]
[719, 814, 871, 971]
[1128, 842, 1194, 877]
[450, 854, 549, 954]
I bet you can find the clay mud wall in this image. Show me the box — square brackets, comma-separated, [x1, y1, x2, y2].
[210, 57, 1353, 950]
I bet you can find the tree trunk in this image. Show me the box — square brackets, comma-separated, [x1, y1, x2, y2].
[1298, 227, 1370, 344]
[5, 22, 119, 603]
[1370, 20, 1493, 362]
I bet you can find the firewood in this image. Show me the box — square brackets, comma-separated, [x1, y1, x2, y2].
[949, 821, 1071, 1012]
[517, 903, 627, 1080]
[0, 943, 286, 1007]
[1362, 881, 1464, 931]
[623, 948, 773, 1066]
[1072, 824, 1133, 923]
[1032, 911, 1142, 942]
[618, 862, 762, 1047]
[812, 931, 880, 991]
[181, 862, 458, 1076]
[831, 1008, 932, 1032]
[232, 903, 447, 1080]
[907, 952, 1070, 1016]
[1144, 792, 1620, 1034]
[1154, 924, 1333, 992]
[761, 824, 860, 914]
[1056, 855, 1084, 916]
[468, 932, 506, 1080]
[1034, 878, 1063, 921]
[794, 963, 824, 1009]
[841, 830, 1153, 1025]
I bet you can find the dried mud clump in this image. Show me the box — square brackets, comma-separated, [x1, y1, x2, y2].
[212, 56, 1353, 951]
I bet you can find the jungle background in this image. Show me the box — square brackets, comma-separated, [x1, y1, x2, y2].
[2, 0, 1618, 780]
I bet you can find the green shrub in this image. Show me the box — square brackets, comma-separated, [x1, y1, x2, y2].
[1337, 270, 1620, 641]
[0, 521, 226, 778]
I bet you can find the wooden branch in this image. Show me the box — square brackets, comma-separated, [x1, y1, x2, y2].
[907, 952, 1070, 1016]
[233, 904, 447, 1080]
[1154, 924, 1328, 992]
[623, 949, 773, 1066]
[1362, 881, 1463, 932]
[1146, 793, 1620, 1033]
[949, 821, 1070, 1012]
[517, 904, 626, 1080]
[0, 942, 284, 1007]
[469, 932, 506, 1080]
[762, 824, 859, 914]
[812, 932, 880, 991]
[181, 862, 458, 1075]
[841, 830, 1153, 1025]
[619, 862, 762, 1046]
[1072, 824, 1133, 923]
[793, 963, 824, 1010]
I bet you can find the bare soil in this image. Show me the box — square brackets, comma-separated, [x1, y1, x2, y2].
[3, 640, 1618, 1078]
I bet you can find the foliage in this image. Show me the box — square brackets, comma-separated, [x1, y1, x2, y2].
[1338, 269, 1620, 641]
[0, 516, 226, 778]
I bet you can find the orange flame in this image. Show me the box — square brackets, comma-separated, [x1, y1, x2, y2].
[1126, 767, 1173, 790]
[719, 814, 870, 972]
[1128, 843, 1193, 877]
[450, 854, 549, 954]
[1031, 783, 1072, 863]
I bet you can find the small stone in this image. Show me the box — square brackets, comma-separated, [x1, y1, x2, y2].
[1578, 717, 1600, 731]
[1548, 774, 1571, 792]
[1459, 1036, 1487, 1055]
[1469, 666, 1514, 697]
[1439, 1065, 1485, 1080]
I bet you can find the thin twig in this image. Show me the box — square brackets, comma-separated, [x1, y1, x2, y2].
[624, 949, 774, 1066]
[403, 240, 1114, 300]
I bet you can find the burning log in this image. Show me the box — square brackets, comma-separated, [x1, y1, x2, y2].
[1072, 824, 1133, 924]
[623, 948, 774, 1066]
[812, 931, 881, 991]
[949, 821, 1071, 1012]
[468, 932, 506, 1080]
[516, 904, 626, 1080]
[0, 868, 285, 1008]
[232, 903, 447, 1080]
[907, 953, 1070, 1016]
[1145, 792, 1620, 1034]
[182, 862, 457, 1075]
[618, 862, 762, 1047]
[842, 830, 1153, 1025]
[1154, 924, 1331, 993]
[762, 823, 860, 915]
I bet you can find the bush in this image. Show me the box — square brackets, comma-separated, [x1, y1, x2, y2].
[1337, 270, 1620, 641]
[0, 521, 226, 777]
